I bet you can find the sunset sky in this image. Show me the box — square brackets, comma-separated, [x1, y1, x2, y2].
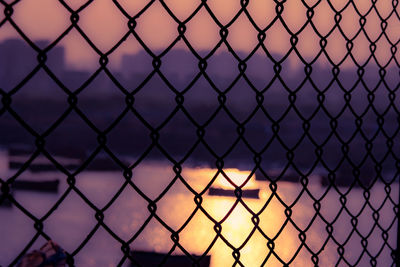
[0, 0, 398, 69]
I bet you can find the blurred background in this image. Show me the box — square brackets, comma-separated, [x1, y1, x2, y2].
[0, 0, 399, 266]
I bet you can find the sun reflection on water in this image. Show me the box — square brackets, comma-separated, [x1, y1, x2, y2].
[169, 166, 295, 266]
[124, 164, 321, 266]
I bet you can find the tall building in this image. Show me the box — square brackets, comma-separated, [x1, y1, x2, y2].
[0, 38, 66, 91]
[36, 39, 66, 76]
[0, 38, 36, 90]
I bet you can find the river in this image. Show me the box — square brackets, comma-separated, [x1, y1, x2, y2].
[0, 158, 398, 266]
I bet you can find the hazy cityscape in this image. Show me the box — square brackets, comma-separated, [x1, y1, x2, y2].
[0, 37, 398, 186]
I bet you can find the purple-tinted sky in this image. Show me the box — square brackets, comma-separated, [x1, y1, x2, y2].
[0, 0, 398, 69]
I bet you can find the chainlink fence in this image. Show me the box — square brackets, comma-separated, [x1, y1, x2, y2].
[0, 0, 399, 266]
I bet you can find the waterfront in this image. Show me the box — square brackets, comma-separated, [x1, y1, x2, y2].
[0, 159, 398, 266]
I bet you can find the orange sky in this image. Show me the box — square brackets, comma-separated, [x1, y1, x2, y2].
[0, 0, 398, 69]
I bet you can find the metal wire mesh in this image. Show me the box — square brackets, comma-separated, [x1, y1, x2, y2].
[0, 0, 399, 266]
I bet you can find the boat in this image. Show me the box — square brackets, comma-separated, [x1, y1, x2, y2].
[7, 144, 33, 156]
[9, 155, 81, 172]
[12, 179, 59, 193]
[320, 165, 375, 187]
[130, 251, 210, 267]
[208, 187, 259, 199]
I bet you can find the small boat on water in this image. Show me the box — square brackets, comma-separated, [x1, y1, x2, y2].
[130, 251, 210, 267]
[4, 147, 129, 172]
[12, 179, 59, 193]
[208, 187, 260, 199]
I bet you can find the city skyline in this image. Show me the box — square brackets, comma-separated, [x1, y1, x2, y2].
[0, 0, 398, 69]
[0, 37, 397, 175]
